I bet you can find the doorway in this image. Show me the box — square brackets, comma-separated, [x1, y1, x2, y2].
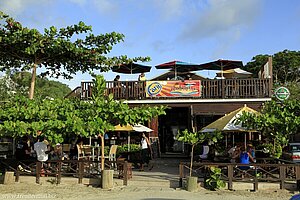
[158, 107, 189, 153]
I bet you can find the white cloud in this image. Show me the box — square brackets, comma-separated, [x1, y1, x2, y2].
[0, 0, 51, 17]
[92, 0, 119, 14]
[179, 0, 262, 42]
[153, 0, 185, 20]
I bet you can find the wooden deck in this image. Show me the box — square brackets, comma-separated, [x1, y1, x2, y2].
[79, 78, 272, 100]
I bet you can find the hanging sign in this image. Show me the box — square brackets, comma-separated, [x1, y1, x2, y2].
[274, 86, 290, 101]
[146, 80, 201, 97]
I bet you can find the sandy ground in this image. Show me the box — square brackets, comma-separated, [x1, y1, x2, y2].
[0, 158, 297, 200]
[0, 177, 296, 200]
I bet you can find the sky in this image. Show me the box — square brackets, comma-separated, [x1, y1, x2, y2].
[1, 0, 300, 89]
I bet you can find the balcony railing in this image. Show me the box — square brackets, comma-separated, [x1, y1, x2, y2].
[80, 78, 272, 100]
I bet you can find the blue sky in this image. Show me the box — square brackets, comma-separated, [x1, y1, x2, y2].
[1, 0, 300, 89]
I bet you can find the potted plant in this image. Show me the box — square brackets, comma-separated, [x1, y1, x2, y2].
[176, 129, 223, 192]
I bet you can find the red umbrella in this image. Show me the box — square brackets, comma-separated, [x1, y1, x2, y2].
[155, 60, 200, 79]
[112, 63, 151, 74]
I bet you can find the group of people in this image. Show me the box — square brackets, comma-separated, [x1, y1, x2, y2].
[113, 72, 146, 83]
[16, 130, 65, 163]
[228, 144, 256, 166]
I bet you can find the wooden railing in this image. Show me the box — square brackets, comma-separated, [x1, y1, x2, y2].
[80, 78, 272, 100]
[0, 159, 129, 186]
[179, 161, 300, 191]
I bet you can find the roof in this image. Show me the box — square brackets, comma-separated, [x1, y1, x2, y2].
[201, 105, 258, 132]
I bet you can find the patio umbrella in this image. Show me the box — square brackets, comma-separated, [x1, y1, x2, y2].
[112, 63, 151, 74]
[155, 60, 200, 80]
[114, 124, 153, 152]
[200, 104, 258, 148]
[216, 68, 252, 79]
[198, 59, 243, 78]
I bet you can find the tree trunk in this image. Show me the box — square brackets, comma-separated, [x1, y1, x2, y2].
[100, 134, 105, 171]
[28, 63, 37, 99]
[190, 145, 194, 177]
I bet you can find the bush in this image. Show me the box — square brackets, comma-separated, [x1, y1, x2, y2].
[205, 167, 226, 191]
[117, 144, 140, 156]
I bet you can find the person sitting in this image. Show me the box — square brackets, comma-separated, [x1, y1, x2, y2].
[239, 146, 255, 170]
[247, 144, 256, 160]
[50, 143, 63, 160]
[138, 73, 146, 81]
[229, 144, 241, 163]
[16, 136, 31, 161]
[113, 75, 121, 87]
[197, 142, 209, 161]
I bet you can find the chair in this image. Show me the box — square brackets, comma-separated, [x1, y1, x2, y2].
[62, 144, 71, 159]
[105, 145, 118, 169]
[77, 144, 93, 160]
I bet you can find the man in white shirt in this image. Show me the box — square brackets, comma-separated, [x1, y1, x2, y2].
[34, 135, 49, 162]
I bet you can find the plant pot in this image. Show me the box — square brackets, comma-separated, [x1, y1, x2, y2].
[186, 176, 198, 192]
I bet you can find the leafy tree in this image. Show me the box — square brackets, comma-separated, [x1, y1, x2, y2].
[79, 75, 166, 170]
[244, 50, 300, 83]
[176, 130, 223, 176]
[238, 100, 300, 158]
[0, 11, 150, 99]
[11, 71, 71, 99]
[0, 75, 166, 170]
[0, 71, 71, 100]
[243, 54, 269, 76]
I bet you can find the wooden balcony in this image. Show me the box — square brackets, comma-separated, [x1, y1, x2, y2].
[79, 78, 272, 100]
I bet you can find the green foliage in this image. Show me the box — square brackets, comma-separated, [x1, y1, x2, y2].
[0, 71, 71, 100]
[176, 129, 223, 176]
[0, 11, 150, 98]
[205, 167, 226, 190]
[117, 144, 140, 154]
[244, 50, 300, 84]
[243, 54, 269, 76]
[176, 129, 223, 146]
[239, 99, 300, 158]
[286, 81, 300, 101]
[0, 75, 166, 146]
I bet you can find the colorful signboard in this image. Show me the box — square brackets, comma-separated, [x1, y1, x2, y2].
[146, 80, 201, 97]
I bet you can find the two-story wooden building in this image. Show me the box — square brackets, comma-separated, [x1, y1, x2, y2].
[67, 59, 273, 155]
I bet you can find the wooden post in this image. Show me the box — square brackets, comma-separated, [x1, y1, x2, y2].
[228, 165, 233, 190]
[296, 166, 300, 190]
[179, 162, 183, 188]
[279, 166, 286, 189]
[15, 167, 20, 182]
[36, 161, 41, 184]
[221, 78, 225, 98]
[57, 161, 62, 184]
[253, 166, 258, 191]
[78, 161, 84, 184]
[123, 161, 128, 186]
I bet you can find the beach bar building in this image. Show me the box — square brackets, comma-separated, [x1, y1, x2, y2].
[66, 58, 273, 155]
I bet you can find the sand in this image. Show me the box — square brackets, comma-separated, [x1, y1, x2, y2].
[0, 176, 296, 200]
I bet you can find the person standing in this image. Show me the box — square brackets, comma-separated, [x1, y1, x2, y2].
[34, 134, 50, 162]
[140, 133, 153, 171]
